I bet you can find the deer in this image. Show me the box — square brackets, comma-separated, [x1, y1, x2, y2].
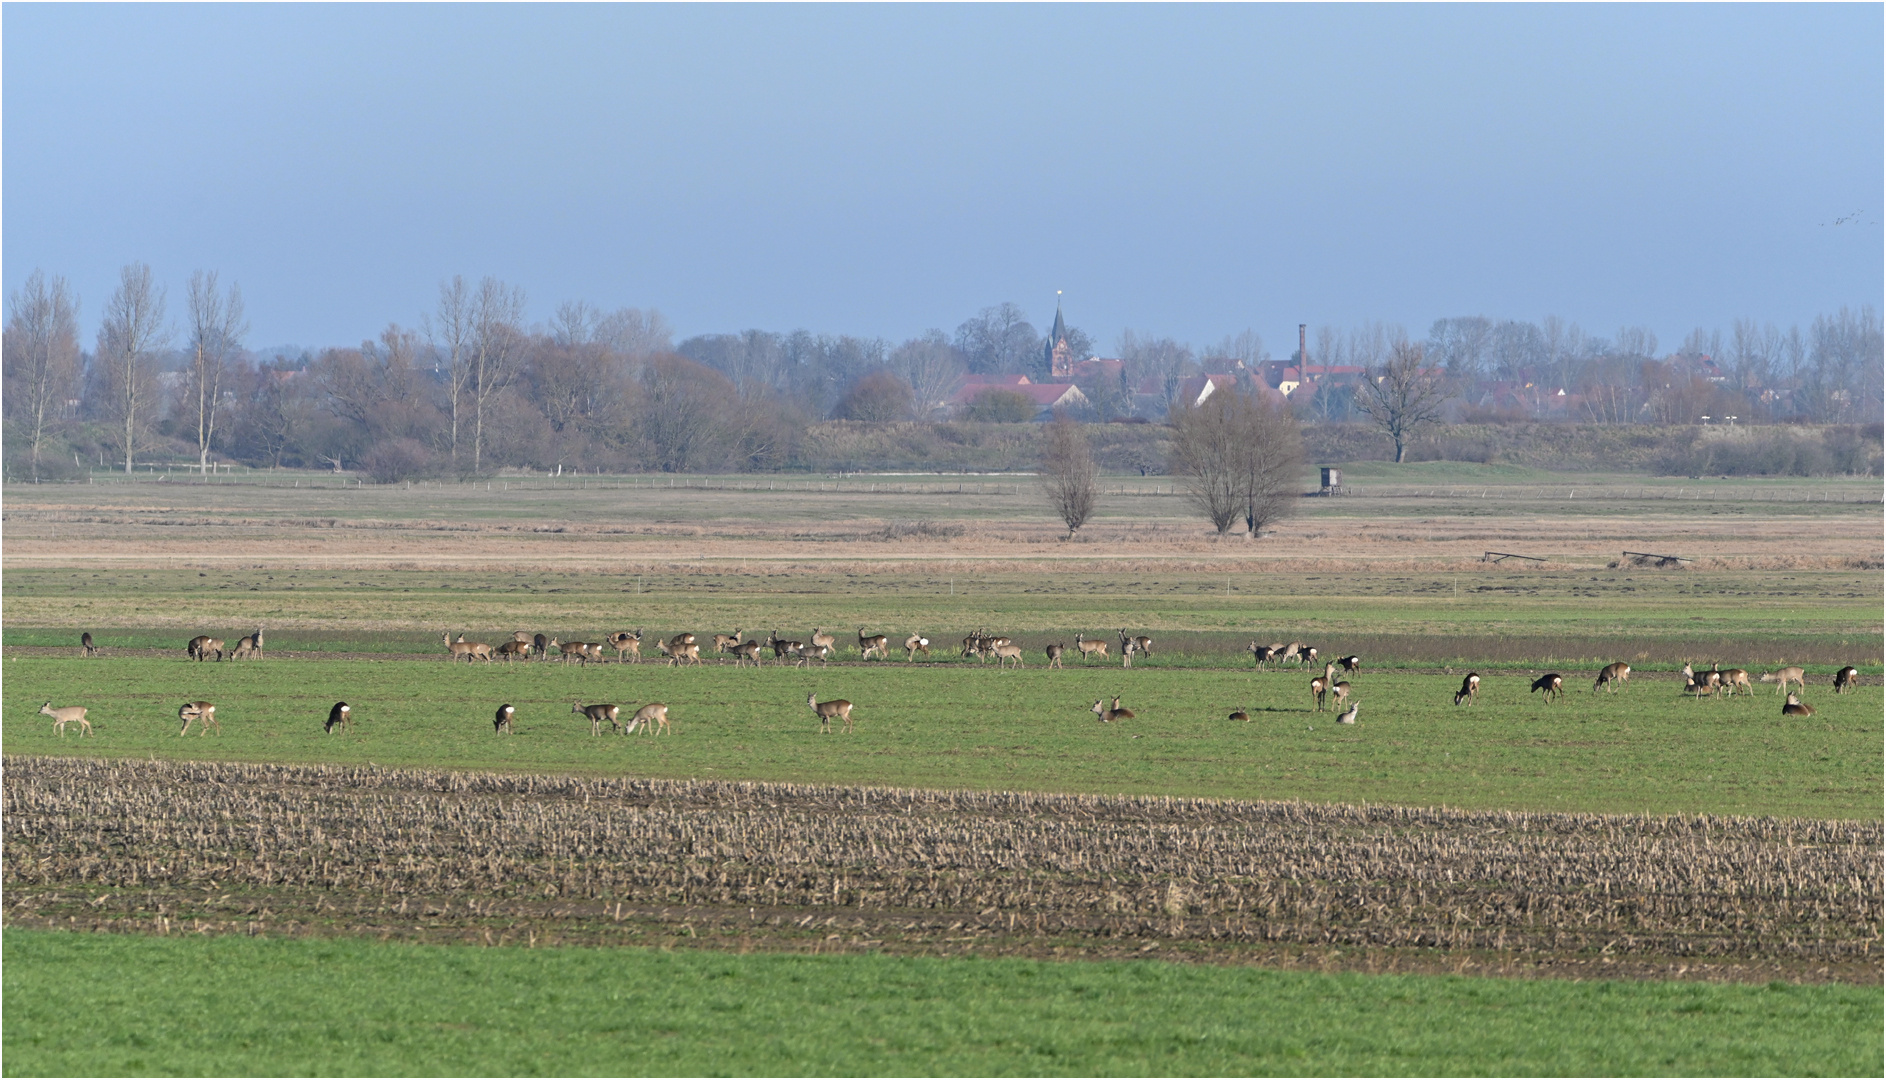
[608, 630, 643, 664]
[229, 627, 265, 659]
[1454, 672, 1481, 706]
[961, 634, 985, 661]
[1311, 673, 1331, 711]
[574, 702, 620, 736]
[1275, 642, 1304, 666]
[809, 629, 838, 654]
[547, 638, 587, 665]
[534, 633, 551, 660]
[1228, 709, 1250, 722]
[81, 632, 100, 658]
[808, 692, 854, 734]
[1336, 655, 1361, 675]
[1680, 662, 1722, 697]
[40, 702, 92, 737]
[1592, 662, 1630, 693]
[792, 643, 830, 668]
[1681, 674, 1715, 701]
[858, 628, 890, 661]
[769, 630, 804, 663]
[1091, 698, 1134, 723]
[1076, 634, 1110, 663]
[494, 704, 516, 734]
[1299, 646, 1320, 666]
[495, 639, 532, 661]
[1120, 630, 1153, 661]
[1782, 693, 1815, 718]
[1760, 667, 1806, 696]
[658, 637, 703, 667]
[325, 702, 352, 734]
[904, 633, 931, 662]
[188, 635, 225, 662]
[511, 630, 533, 644]
[990, 641, 1025, 668]
[1248, 642, 1276, 668]
[1335, 701, 1359, 725]
[627, 702, 671, 736]
[1717, 667, 1753, 697]
[442, 632, 492, 663]
[1834, 666, 1860, 694]
[1045, 643, 1065, 669]
[729, 640, 764, 667]
[713, 629, 745, 657]
[177, 701, 218, 736]
[1529, 673, 1564, 702]
[1330, 680, 1352, 709]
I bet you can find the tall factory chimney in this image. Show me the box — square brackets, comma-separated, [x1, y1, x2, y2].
[1299, 324, 1307, 370]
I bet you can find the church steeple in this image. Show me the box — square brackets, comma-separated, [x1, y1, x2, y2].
[1046, 291, 1073, 378]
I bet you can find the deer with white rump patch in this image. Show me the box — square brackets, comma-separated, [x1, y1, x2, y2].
[40, 702, 92, 737]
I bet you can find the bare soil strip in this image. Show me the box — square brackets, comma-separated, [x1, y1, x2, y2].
[7, 757, 1877, 984]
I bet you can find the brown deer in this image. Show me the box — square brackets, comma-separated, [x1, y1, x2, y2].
[495, 639, 532, 661]
[1529, 673, 1563, 702]
[990, 641, 1025, 668]
[1228, 709, 1250, 722]
[1248, 642, 1276, 668]
[791, 643, 829, 668]
[658, 637, 703, 667]
[809, 629, 838, 654]
[627, 702, 671, 736]
[1076, 634, 1110, 663]
[1834, 666, 1860, 694]
[808, 692, 854, 734]
[1759, 667, 1806, 696]
[1330, 680, 1352, 709]
[608, 630, 643, 663]
[729, 640, 764, 667]
[1782, 693, 1815, 718]
[1335, 701, 1359, 725]
[177, 701, 218, 736]
[1337, 655, 1361, 675]
[573, 702, 620, 736]
[494, 704, 516, 734]
[1091, 698, 1135, 723]
[230, 628, 265, 659]
[1276, 642, 1305, 666]
[769, 630, 804, 663]
[442, 632, 492, 663]
[1045, 643, 1065, 669]
[905, 633, 931, 662]
[40, 702, 92, 737]
[1119, 630, 1153, 664]
[81, 632, 100, 658]
[1311, 673, 1331, 711]
[1717, 667, 1753, 697]
[1593, 662, 1630, 693]
[1454, 672, 1481, 705]
[325, 702, 352, 734]
[713, 629, 745, 657]
[858, 628, 890, 661]
[188, 635, 225, 662]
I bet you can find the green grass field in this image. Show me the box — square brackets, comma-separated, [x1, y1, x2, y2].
[7, 929, 1879, 1078]
[9, 654, 1879, 818]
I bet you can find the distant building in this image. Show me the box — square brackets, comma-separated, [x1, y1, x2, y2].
[950, 380, 1089, 420]
[1045, 295, 1075, 379]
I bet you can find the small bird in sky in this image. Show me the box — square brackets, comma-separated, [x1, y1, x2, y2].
[1821, 210, 1866, 226]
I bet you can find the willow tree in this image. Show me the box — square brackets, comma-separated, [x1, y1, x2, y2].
[1169, 388, 1302, 536]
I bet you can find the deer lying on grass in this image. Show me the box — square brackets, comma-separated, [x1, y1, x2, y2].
[230, 628, 265, 660]
[1045, 643, 1065, 669]
[1335, 702, 1359, 725]
[325, 702, 352, 734]
[495, 704, 516, 734]
[808, 692, 853, 734]
[905, 633, 931, 662]
[1529, 674, 1563, 702]
[858, 629, 890, 661]
[1592, 662, 1630, 693]
[1454, 672, 1481, 706]
[1091, 697, 1134, 723]
[1782, 693, 1815, 718]
[1228, 709, 1250, 722]
[188, 635, 225, 662]
[1834, 666, 1860, 694]
[1076, 634, 1109, 664]
[40, 702, 91, 737]
[177, 701, 218, 736]
[1760, 667, 1806, 696]
[81, 632, 100, 658]
[609, 631, 643, 663]
[574, 702, 620, 736]
[442, 632, 492, 663]
[627, 702, 671, 736]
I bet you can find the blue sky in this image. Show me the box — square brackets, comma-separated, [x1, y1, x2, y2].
[4, 4, 1879, 355]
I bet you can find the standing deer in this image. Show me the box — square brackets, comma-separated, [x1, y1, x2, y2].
[573, 702, 620, 736]
[1782, 693, 1815, 717]
[554, 639, 592, 665]
[791, 643, 830, 668]
[1330, 680, 1352, 709]
[494, 704, 516, 734]
[1091, 698, 1134, 723]
[808, 692, 854, 734]
[905, 633, 931, 662]
[1120, 630, 1153, 663]
[1248, 642, 1276, 668]
[1045, 643, 1065, 668]
[1529, 674, 1564, 702]
[1592, 662, 1630, 693]
[858, 629, 890, 661]
[1337, 655, 1361, 675]
[1680, 662, 1721, 697]
[177, 701, 218, 736]
[1454, 672, 1481, 705]
[534, 633, 550, 660]
[1834, 666, 1860, 694]
[230, 627, 265, 659]
[1311, 673, 1331, 711]
[1076, 634, 1110, 663]
[40, 702, 92, 737]
[657, 637, 703, 666]
[1717, 667, 1752, 697]
[627, 702, 671, 736]
[990, 641, 1025, 668]
[769, 631, 804, 663]
[81, 632, 100, 658]
[729, 640, 764, 667]
[325, 702, 352, 734]
[608, 630, 643, 663]
[1276, 642, 1305, 666]
[809, 629, 838, 654]
[495, 640, 532, 661]
[442, 632, 492, 663]
[188, 635, 225, 662]
[713, 629, 745, 657]
[1759, 667, 1806, 696]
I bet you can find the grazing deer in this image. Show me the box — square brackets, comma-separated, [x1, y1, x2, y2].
[573, 702, 620, 736]
[1248, 642, 1276, 668]
[1529, 673, 1564, 702]
[1718, 667, 1752, 697]
[1336, 655, 1361, 675]
[1076, 634, 1110, 663]
[671, 631, 699, 647]
[1759, 667, 1805, 696]
[808, 692, 854, 734]
[1228, 709, 1250, 722]
[494, 704, 516, 734]
[1681, 662, 1723, 696]
[809, 629, 837, 654]
[769, 631, 804, 663]
[1276, 642, 1304, 666]
[1782, 693, 1815, 718]
[443, 632, 493, 663]
[1834, 666, 1859, 694]
[1311, 674, 1331, 711]
[40, 702, 92, 737]
[858, 628, 890, 661]
[1300, 646, 1320, 666]
[325, 702, 352, 734]
[905, 633, 931, 662]
[1335, 702, 1358, 725]
[791, 643, 829, 668]
[990, 641, 1025, 668]
[81, 632, 100, 658]
[552, 639, 592, 665]
[188, 635, 225, 662]
[1045, 643, 1065, 669]
[608, 630, 643, 664]
[961, 634, 985, 661]
[495, 639, 532, 661]
[1454, 672, 1481, 706]
[1091, 698, 1135, 723]
[177, 701, 218, 736]
[713, 629, 745, 656]
[729, 640, 764, 667]
[627, 702, 671, 736]
[1592, 662, 1630, 693]
[657, 638, 703, 666]
[511, 630, 533, 643]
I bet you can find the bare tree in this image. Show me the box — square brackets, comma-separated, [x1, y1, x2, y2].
[469, 277, 529, 473]
[595, 306, 672, 362]
[94, 263, 168, 474]
[427, 276, 476, 468]
[1039, 414, 1098, 537]
[185, 270, 247, 474]
[1169, 390, 1303, 535]
[885, 330, 965, 417]
[3, 270, 81, 479]
[1356, 340, 1447, 463]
